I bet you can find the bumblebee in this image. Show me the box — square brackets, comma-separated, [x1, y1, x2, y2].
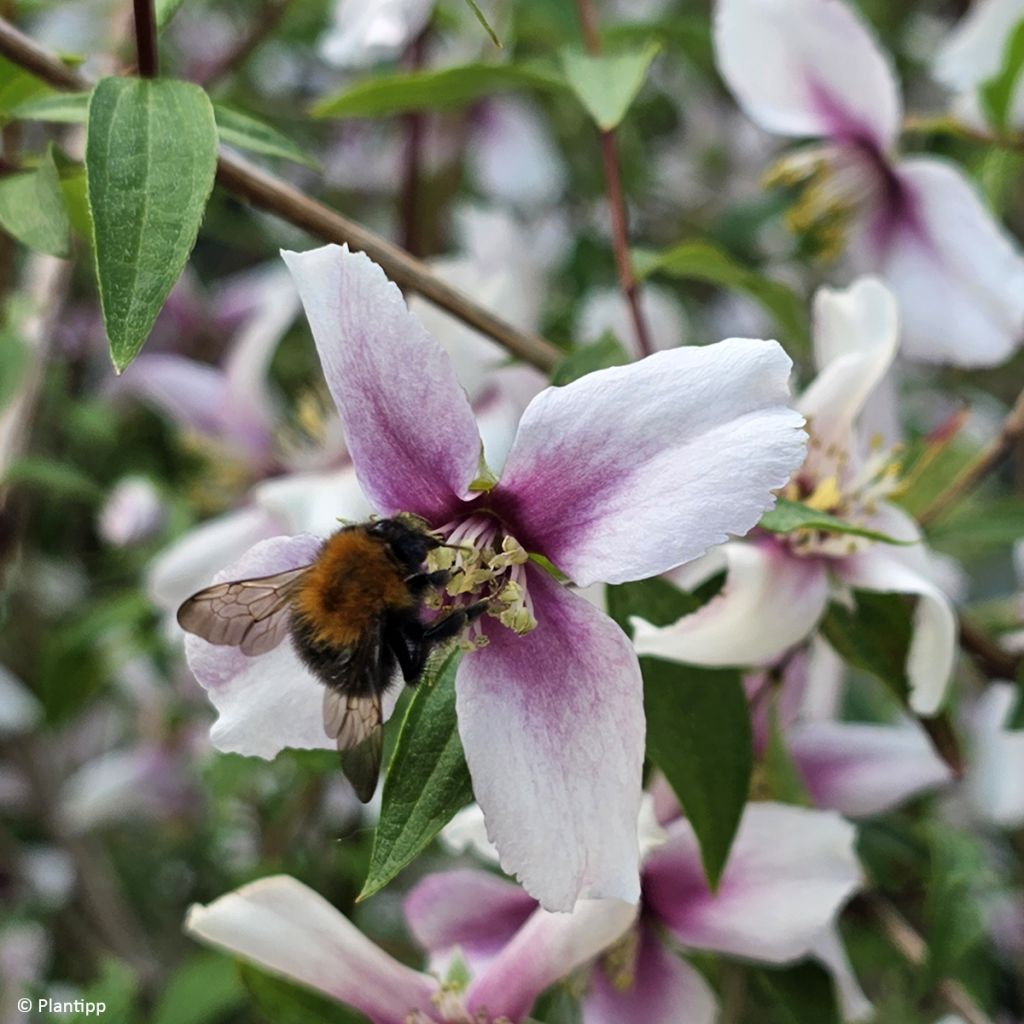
[177, 517, 484, 801]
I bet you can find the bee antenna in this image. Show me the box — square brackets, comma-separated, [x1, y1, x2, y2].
[436, 541, 473, 553]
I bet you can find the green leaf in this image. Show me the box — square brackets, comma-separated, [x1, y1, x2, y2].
[359, 650, 473, 900]
[820, 591, 914, 703]
[463, 0, 502, 48]
[312, 61, 564, 118]
[2, 456, 104, 502]
[238, 963, 369, 1024]
[925, 823, 992, 982]
[643, 659, 751, 889]
[153, 953, 246, 1024]
[85, 77, 218, 372]
[980, 16, 1024, 132]
[759, 498, 909, 545]
[11, 91, 90, 123]
[0, 55, 51, 117]
[42, 960, 139, 1023]
[634, 240, 809, 351]
[752, 961, 841, 1024]
[550, 332, 629, 385]
[0, 145, 70, 256]
[155, 0, 187, 31]
[559, 41, 660, 130]
[608, 578, 751, 889]
[214, 105, 320, 169]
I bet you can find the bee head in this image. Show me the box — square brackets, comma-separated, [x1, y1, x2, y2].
[369, 517, 440, 572]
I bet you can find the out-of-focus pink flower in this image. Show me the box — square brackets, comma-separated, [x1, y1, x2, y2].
[184, 243, 805, 910]
[319, 0, 433, 68]
[634, 278, 959, 714]
[420, 800, 870, 1022]
[716, 0, 1024, 366]
[97, 477, 165, 548]
[185, 873, 634, 1024]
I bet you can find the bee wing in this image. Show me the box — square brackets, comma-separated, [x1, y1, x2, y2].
[177, 565, 312, 656]
[323, 688, 383, 803]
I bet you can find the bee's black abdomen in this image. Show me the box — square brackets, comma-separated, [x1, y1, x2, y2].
[290, 611, 396, 698]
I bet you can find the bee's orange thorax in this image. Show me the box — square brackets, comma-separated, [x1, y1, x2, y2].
[292, 529, 414, 647]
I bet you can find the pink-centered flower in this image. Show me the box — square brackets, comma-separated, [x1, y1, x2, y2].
[184, 243, 806, 911]
[185, 874, 635, 1024]
[634, 277, 959, 715]
[413, 801, 870, 1023]
[716, 0, 1024, 366]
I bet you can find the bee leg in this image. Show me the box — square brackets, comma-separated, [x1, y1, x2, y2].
[422, 601, 488, 641]
[403, 569, 450, 596]
[385, 613, 430, 683]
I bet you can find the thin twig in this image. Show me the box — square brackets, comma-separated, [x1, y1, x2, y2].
[903, 114, 1024, 153]
[573, 0, 653, 358]
[195, 0, 291, 87]
[919, 385, 1024, 526]
[0, 17, 562, 373]
[958, 612, 1021, 682]
[859, 894, 994, 1024]
[132, 0, 158, 78]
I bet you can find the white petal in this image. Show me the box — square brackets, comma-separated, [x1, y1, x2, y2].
[934, 0, 1024, 91]
[496, 338, 806, 588]
[798, 277, 899, 450]
[466, 899, 637, 1022]
[967, 683, 1024, 828]
[185, 875, 437, 1023]
[715, 0, 901, 148]
[147, 506, 283, 613]
[0, 664, 42, 736]
[839, 546, 957, 714]
[789, 720, 952, 817]
[645, 802, 862, 963]
[633, 541, 830, 667]
[852, 157, 1024, 366]
[252, 466, 372, 537]
[184, 535, 333, 758]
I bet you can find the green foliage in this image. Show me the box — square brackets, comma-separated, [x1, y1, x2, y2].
[560, 41, 661, 130]
[759, 498, 908, 544]
[0, 145, 70, 257]
[153, 953, 246, 1024]
[40, 960, 139, 1023]
[633, 241, 810, 352]
[155, 0, 187, 31]
[0, 55, 51, 117]
[311, 61, 565, 118]
[751, 961, 841, 1024]
[608, 578, 752, 889]
[359, 650, 473, 900]
[550, 332, 629, 385]
[11, 91, 90, 123]
[980, 16, 1024, 131]
[238, 963, 370, 1024]
[85, 77, 218, 372]
[925, 824, 991, 983]
[214, 105, 320, 168]
[820, 591, 914, 704]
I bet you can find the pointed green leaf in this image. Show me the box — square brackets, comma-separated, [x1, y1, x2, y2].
[237, 963, 369, 1024]
[86, 77, 217, 372]
[560, 41, 660, 130]
[214, 105, 320, 169]
[980, 16, 1024, 132]
[156, 0, 187, 31]
[463, 0, 502, 48]
[0, 145, 70, 256]
[312, 62, 564, 118]
[760, 498, 909, 544]
[11, 91, 90, 123]
[550, 332, 629, 385]
[634, 240, 809, 352]
[359, 650, 473, 900]
[752, 961, 841, 1024]
[608, 578, 751, 889]
[0, 55, 51, 117]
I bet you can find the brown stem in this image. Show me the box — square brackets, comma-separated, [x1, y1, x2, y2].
[0, 17, 562, 373]
[574, 0, 653, 358]
[196, 0, 291, 87]
[858, 894, 994, 1024]
[919, 385, 1024, 527]
[958, 612, 1022, 682]
[132, 0, 158, 78]
[903, 114, 1024, 153]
